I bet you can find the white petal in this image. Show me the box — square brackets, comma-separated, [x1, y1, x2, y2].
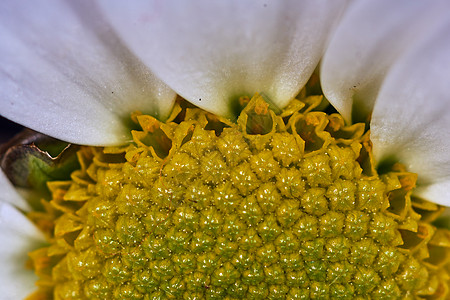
[0, 202, 45, 299]
[0, 169, 30, 211]
[321, 0, 450, 122]
[99, 0, 347, 117]
[370, 22, 450, 206]
[0, 0, 176, 146]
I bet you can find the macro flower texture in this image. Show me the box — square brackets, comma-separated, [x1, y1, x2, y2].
[1, 0, 450, 299]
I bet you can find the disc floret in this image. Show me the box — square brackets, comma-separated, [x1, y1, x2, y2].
[27, 94, 450, 299]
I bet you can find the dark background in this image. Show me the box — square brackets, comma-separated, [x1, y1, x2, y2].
[0, 116, 23, 144]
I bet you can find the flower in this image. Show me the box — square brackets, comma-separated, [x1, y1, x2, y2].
[1, 0, 450, 298]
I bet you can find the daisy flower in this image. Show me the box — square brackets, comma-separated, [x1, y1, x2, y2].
[1, 0, 450, 299]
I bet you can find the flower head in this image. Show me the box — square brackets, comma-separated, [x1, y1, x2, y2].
[1, 0, 450, 298]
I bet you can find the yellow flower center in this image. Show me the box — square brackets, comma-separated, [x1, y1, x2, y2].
[26, 89, 450, 299]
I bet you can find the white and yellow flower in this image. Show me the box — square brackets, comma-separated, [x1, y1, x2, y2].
[1, 0, 450, 298]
